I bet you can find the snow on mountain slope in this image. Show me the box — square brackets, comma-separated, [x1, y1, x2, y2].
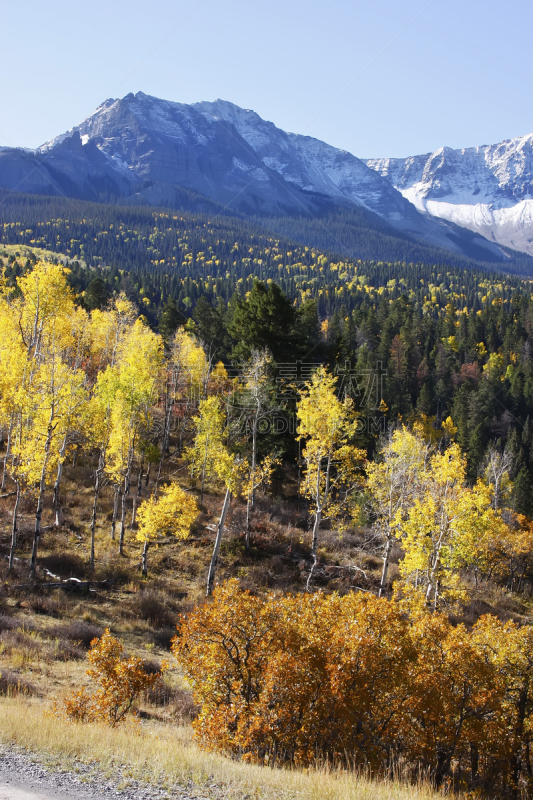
[37, 92, 508, 256]
[192, 99, 407, 217]
[0, 91, 517, 261]
[367, 134, 533, 255]
[41, 93, 415, 221]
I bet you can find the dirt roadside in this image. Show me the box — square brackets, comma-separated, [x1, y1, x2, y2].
[0, 746, 223, 800]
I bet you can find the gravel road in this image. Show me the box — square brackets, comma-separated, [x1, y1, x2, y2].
[0, 747, 227, 800]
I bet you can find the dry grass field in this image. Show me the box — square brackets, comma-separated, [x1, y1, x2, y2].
[0, 697, 449, 800]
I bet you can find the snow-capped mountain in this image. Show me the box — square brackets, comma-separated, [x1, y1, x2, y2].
[366, 134, 533, 256]
[36, 92, 428, 223]
[0, 92, 518, 262]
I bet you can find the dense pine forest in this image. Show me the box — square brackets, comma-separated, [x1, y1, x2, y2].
[3, 196, 533, 797]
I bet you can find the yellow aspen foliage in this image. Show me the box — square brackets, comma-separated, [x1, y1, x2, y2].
[399, 442, 508, 608]
[89, 293, 137, 369]
[14, 359, 88, 485]
[136, 482, 198, 575]
[171, 327, 209, 400]
[241, 454, 280, 504]
[102, 319, 162, 484]
[185, 396, 231, 499]
[296, 367, 365, 585]
[15, 261, 76, 357]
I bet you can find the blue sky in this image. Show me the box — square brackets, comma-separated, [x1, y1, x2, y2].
[2, 0, 533, 158]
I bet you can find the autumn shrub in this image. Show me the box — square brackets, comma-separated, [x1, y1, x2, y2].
[0, 614, 16, 633]
[129, 589, 177, 628]
[0, 669, 37, 696]
[173, 580, 533, 797]
[48, 620, 103, 648]
[59, 629, 167, 726]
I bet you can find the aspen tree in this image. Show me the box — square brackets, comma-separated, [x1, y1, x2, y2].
[104, 320, 163, 555]
[296, 367, 365, 589]
[15, 261, 76, 364]
[483, 443, 514, 510]
[366, 425, 429, 597]
[238, 350, 275, 549]
[0, 297, 27, 492]
[400, 443, 506, 608]
[50, 307, 92, 527]
[89, 294, 137, 370]
[85, 386, 114, 570]
[136, 482, 198, 576]
[16, 356, 87, 575]
[185, 396, 227, 504]
[154, 328, 208, 495]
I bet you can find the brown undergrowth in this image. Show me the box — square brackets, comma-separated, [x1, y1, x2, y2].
[0, 452, 530, 798]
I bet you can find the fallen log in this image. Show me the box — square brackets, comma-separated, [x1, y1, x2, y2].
[10, 577, 114, 593]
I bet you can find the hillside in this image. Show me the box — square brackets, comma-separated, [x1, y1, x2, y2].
[1, 212, 533, 796]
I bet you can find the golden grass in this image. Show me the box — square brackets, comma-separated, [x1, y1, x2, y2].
[0, 697, 445, 800]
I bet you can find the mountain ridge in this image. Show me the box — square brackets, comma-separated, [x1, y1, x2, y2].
[0, 92, 527, 266]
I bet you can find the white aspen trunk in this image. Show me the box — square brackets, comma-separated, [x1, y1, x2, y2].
[8, 480, 20, 572]
[142, 540, 149, 577]
[154, 457, 163, 500]
[379, 535, 393, 598]
[245, 494, 252, 551]
[136, 455, 143, 497]
[111, 484, 120, 540]
[493, 474, 500, 511]
[306, 508, 323, 592]
[161, 372, 176, 456]
[1, 412, 14, 491]
[119, 462, 132, 556]
[311, 508, 322, 557]
[245, 414, 258, 552]
[30, 421, 54, 576]
[250, 412, 258, 511]
[131, 494, 138, 528]
[425, 548, 442, 607]
[306, 452, 328, 592]
[206, 488, 231, 597]
[130, 455, 143, 528]
[52, 432, 68, 527]
[200, 436, 209, 505]
[90, 450, 104, 571]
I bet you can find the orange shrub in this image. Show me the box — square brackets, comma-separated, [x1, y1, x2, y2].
[60, 629, 167, 726]
[173, 581, 533, 797]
